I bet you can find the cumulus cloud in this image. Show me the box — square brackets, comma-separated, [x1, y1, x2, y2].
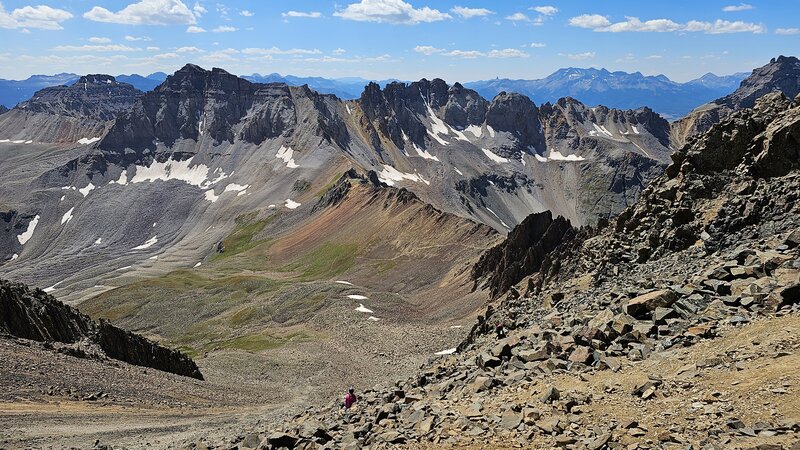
[84, 0, 196, 25]
[282, 11, 322, 18]
[89, 37, 112, 43]
[488, 48, 529, 58]
[776, 28, 800, 35]
[445, 50, 484, 59]
[722, 3, 753, 12]
[332, 48, 347, 55]
[530, 42, 546, 48]
[192, 1, 206, 15]
[505, 12, 530, 22]
[175, 46, 203, 53]
[240, 10, 253, 17]
[54, 44, 142, 52]
[450, 6, 492, 19]
[531, 6, 558, 16]
[146, 46, 160, 51]
[241, 47, 322, 55]
[334, 0, 451, 25]
[413, 45, 443, 55]
[212, 25, 236, 32]
[125, 35, 151, 41]
[0, 3, 73, 30]
[186, 25, 205, 33]
[569, 14, 765, 34]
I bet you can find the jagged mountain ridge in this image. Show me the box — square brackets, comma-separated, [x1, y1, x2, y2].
[0, 63, 670, 301]
[673, 55, 800, 147]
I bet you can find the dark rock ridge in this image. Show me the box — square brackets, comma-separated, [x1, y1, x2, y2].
[674, 55, 800, 146]
[0, 279, 203, 380]
[16, 74, 142, 121]
[0, 105, 8, 114]
[472, 211, 574, 299]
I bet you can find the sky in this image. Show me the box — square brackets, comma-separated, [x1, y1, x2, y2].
[0, 0, 799, 82]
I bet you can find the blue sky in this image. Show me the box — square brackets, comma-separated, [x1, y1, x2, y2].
[1, 0, 798, 81]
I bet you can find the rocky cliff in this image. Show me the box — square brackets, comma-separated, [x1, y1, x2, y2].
[673, 55, 800, 147]
[221, 84, 800, 450]
[0, 279, 203, 380]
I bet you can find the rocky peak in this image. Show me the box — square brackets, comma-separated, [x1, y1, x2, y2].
[75, 74, 118, 86]
[720, 55, 800, 110]
[486, 92, 545, 154]
[16, 74, 141, 121]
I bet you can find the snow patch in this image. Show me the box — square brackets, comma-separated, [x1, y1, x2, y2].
[345, 104, 352, 115]
[377, 164, 430, 186]
[43, 282, 61, 293]
[17, 215, 39, 245]
[59, 195, 65, 201]
[335, 280, 353, 285]
[0, 139, 9, 143]
[224, 183, 249, 194]
[453, 166, 464, 176]
[149, 255, 158, 260]
[592, 123, 613, 137]
[367, 316, 380, 321]
[12, 140, 24, 144]
[435, 348, 457, 355]
[465, 124, 483, 138]
[77, 137, 101, 145]
[426, 130, 449, 146]
[78, 183, 95, 197]
[116, 266, 132, 271]
[285, 199, 301, 209]
[130, 156, 227, 189]
[110, 169, 128, 185]
[194, 262, 202, 268]
[449, 325, 462, 329]
[132, 236, 158, 250]
[204, 190, 219, 203]
[486, 125, 496, 137]
[355, 304, 373, 313]
[482, 148, 509, 163]
[61, 207, 74, 225]
[632, 125, 640, 134]
[10, 254, 18, 261]
[348, 294, 368, 300]
[548, 151, 585, 162]
[412, 142, 440, 161]
[95, 238, 102, 244]
[276, 146, 299, 168]
[535, 154, 548, 162]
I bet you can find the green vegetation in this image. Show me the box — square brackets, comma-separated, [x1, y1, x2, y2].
[212, 211, 276, 261]
[283, 241, 359, 280]
[314, 173, 344, 199]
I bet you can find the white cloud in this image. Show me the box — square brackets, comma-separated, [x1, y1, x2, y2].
[89, 37, 112, 43]
[334, 0, 451, 25]
[84, 0, 196, 25]
[564, 52, 596, 60]
[530, 42, 546, 48]
[445, 50, 484, 58]
[186, 25, 205, 33]
[146, 46, 160, 51]
[175, 46, 203, 53]
[54, 44, 142, 52]
[450, 6, 492, 19]
[0, 3, 73, 30]
[242, 47, 322, 55]
[488, 48, 529, 58]
[722, 3, 753, 12]
[776, 27, 800, 35]
[332, 48, 347, 55]
[646, 54, 663, 59]
[505, 12, 530, 22]
[240, 9, 253, 17]
[569, 14, 765, 34]
[212, 25, 236, 32]
[125, 35, 151, 41]
[531, 6, 558, 16]
[192, 2, 206, 15]
[413, 45, 442, 55]
[282, 11, 322, 18]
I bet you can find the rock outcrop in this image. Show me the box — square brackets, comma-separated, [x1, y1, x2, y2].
[0, 279, 203, 380]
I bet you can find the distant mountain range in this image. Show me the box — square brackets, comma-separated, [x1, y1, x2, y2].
[464, 69, 749, 120]
[0, 68, 748, 120]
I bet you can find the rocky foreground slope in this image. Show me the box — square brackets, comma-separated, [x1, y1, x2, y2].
[0, 279, 202, 380]
[194, 95, 800, 449]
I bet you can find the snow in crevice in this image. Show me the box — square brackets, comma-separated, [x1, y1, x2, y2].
[17, 215, 39, 245]
[465, 124, 483, 138]
[486, 125, 496, 138]
[10, 254, 18, 261]
[427, 130, 449, 146]
[377, 164, 430, 186]
[535, 154, 548, 162]
[453, 166, 464, 176]
[355, 304, 373, 313]
[61, 207, 75, 225]
[411, 142, 440, 161]
[77, 137, 101, 145]
[348, 294, 368, 300]
[276, 146, 299, 169]
[482, 148, 509, 163]
[110, 169, 128, 185]
[450, 127, 470, 142]
[592, 123, 613, 138]
[78, 183, 95, 197]
[435, 348, 457, 355]
[132, 236, 158, 250]
[632, 125, 640, 134]
[548, 151, 585, 162]
[59, 195, 65, 202]
[345, 104, 352, 115]
[43, 282, 61, 293]
[285, 199, 301, 209]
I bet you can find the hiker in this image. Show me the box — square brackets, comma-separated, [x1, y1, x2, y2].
[343, 387, 357, 409]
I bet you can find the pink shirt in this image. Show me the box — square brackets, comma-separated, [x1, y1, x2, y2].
[344, 393, 356, 408]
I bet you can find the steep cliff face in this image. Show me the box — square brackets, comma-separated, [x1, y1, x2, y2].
[673, 56, 800, 147]
[0, 279, 203, 379]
